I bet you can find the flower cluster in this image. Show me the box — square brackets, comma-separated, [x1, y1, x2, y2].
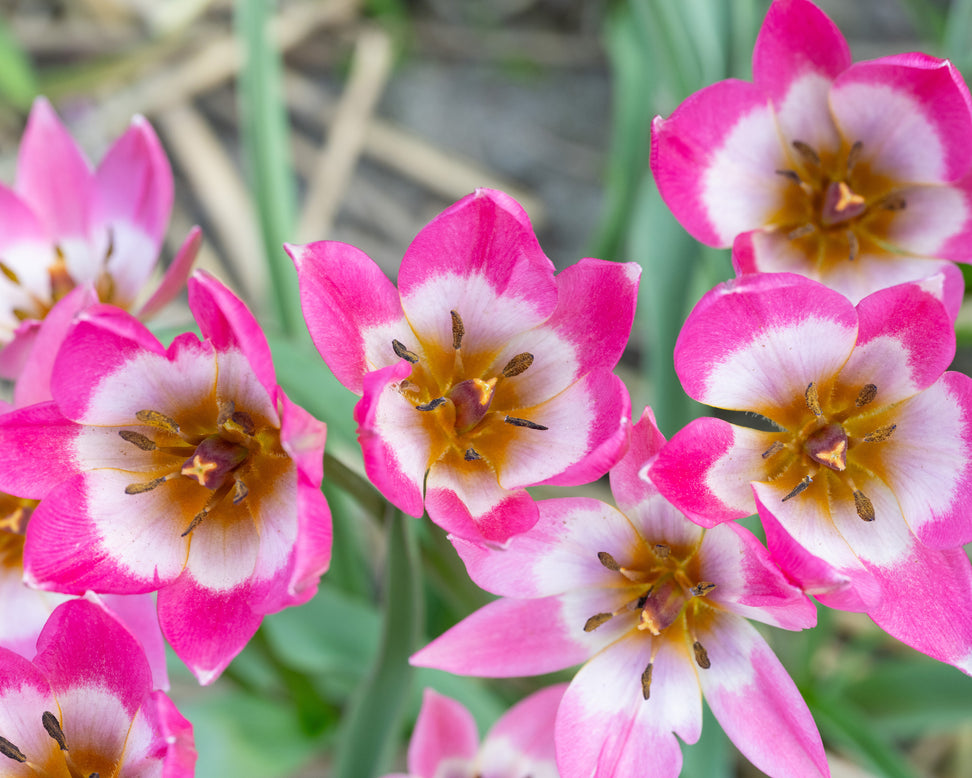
[1, 0, 971, 775]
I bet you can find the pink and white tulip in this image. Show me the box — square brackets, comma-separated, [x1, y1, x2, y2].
[0, 271, 331, 684]
[0, 97, 200, 379]
[650, 272, 972, 672]
[651, 0, 972, 307]
[0, 596, 195, 777]
[413, 409, 827, 778]
[382, 685, 564, 778]
[288, 188, 637, 544]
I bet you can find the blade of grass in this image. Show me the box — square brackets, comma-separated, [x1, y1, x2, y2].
[235, 0, 302, 336]
[332, 509, 423, 778]
[0, 16, 38, 111]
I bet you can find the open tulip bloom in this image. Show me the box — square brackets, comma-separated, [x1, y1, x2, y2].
[0, 271, 331, 684]
[382, 685, 565, 778]
[413, 410, 828, 778]
[651, 0, 972, 307]
[0, 596, 195, 777]
[0, 97, 200, 379]
[650, 272, 972, 672]
[287, 188, 638, 544]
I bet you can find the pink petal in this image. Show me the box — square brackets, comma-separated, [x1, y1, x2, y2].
[188, 270, 277, 395]
[452, 497, 638, 598]
[397, 189, 558, 349]
[0, 563, 70, 658]
[699, 522, 817, 630]
[150, 689, 197, 776]
[355, 361, 429, 518]
[0, 401, 81, 498]
[609, 407, 667, 516]
[0, 647, 58, 760]
[411, 592, 620, 678]
[831, 54, 972, 184]
[698, 613, 829, 778]
[407, 689, 479, 778]
[16, 97, 94, 242]
[157, 570, 263, 685]
[278, 388, 327, 486]
[555, 636, 701, 778]
[674, 273, 857, 412]
[884, 181, 972, 261]
[138, 225, 202, 319]
[650, 418, 767, 526]
[287, 240, 408, 394]
[483, 683, 566, 768]
[100, 593, 169, 692]
[752, 0, 850, 108]
[286, 469, 332, 600]
[651, 80, 780, 246]
[0, 319, 42, 380]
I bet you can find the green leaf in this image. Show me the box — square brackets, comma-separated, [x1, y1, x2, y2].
[945, 0, 972, 70]
[332, 511, 423, 777]
[681, 702, 734, 778]
[234, 0, 302, 336]
[0, 17, 37, 111]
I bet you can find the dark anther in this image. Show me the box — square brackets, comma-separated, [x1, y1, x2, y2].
[804, 382, 823, 417]
[135, 409, 180, 434]
[846, 140, 863, 172]
[119, 430, 156, 451]
[597, 551, 620, 571]
[653, 543, 671, 559]
[415, 398, 446, 412]
[90, 774, 101, 778]
[856, 384, 877, 407]
[232, 479, 249, 504]
[691, 582, 716, 597]
[125, 476, 166, 495]
[0, 736, 26, 763]
[501, 352, 534, 378]
[781, 475, 813, 502]
[392, 339, 419, 364]
[0, 261, 21, 285]
[864, 424, 896, 443]
[854, 489, 876, 522]
[636, 593, 650, 609]
[775, 169, 802, 184]
[641, 662, 653, 700]
[693, 640, 711, 669]
[450, 310, 464, 350]
[787, 223, 816, 240]
[464, 448, 482, 461]
[847, 230, 859, 262]
[504, 416, 548, 430]
[881, 194, 907, 211]
[181, 509, 208, 537]
[584, 612, 613, 632]
[43, 711, 67, 750]
[792, 140, 820, 166]
[762, 441, 784, 459]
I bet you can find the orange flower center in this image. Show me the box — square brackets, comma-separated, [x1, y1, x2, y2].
[1, 710, 119, 778]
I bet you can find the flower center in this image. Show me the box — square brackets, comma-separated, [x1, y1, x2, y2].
[1, 711, 106, 778]
[390, 310, 545, 464]
[762, 380, 896, 522]
[583, 543, 715, 700]
[774, 139, 906, 266]
[0, 493, 34, 570]
[119, 400, 278, 536]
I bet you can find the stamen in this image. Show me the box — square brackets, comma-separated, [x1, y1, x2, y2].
[125, 476, 168, 495]
[846, 140, 862, 172]
[762, 440, 784, 459]
[415, 398, 446, 412]
[584, 612, 614, 632]
[119, 430, 156, 451]
[846, 229, 859, 262]
[392, 340, 419, 364]
[863, 424, 896, 442]
[501, 352, 534, 378]
[136, 409, 180, 435]
[792, 140, 820, 166]
[691, 582, 716, 597]
[693, 640, 711, 669]
[232, 479, 249, 504]
[775, 169, 802, 184]
[641, 662, 653, 700]
[787, 223, 816, 240]
[652, 543, 671, 559]
[804, 382, 823, 417]
[504, 416, 548, 430]
[181, 509, 208, 537]
[450, 310, 464, 350]
[856, 384, 877, 407]
[781, 475, 812, 502]
[0, 736, 26, 762]
[0, 261, 21, 285]
[43, 711, 67, 750]
[854, 489, 875, 522]
[881, 194, 907, 211]
[597, 551, 620, 571]
[464, 448, 481, 461]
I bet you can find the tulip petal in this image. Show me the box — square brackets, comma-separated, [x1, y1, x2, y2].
[408, 689, 480, 778]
